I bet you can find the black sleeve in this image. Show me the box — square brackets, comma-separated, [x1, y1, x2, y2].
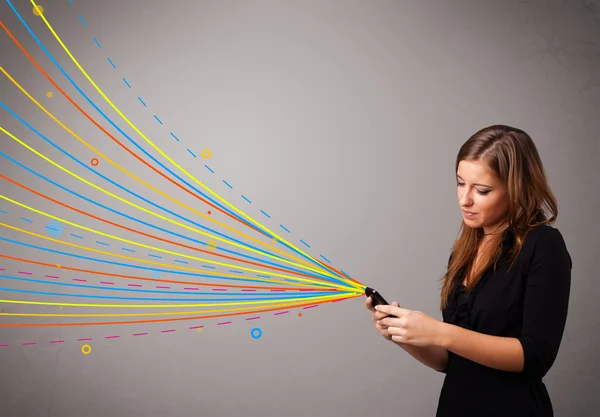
[517, 227, 572, 379]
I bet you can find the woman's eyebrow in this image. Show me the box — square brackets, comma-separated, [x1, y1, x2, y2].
[456, 174, 493, 188]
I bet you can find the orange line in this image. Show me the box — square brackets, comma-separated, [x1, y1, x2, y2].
[0, 295, 361, 327]
[0, 253, 337, 292]
[0, 173, 335, 284]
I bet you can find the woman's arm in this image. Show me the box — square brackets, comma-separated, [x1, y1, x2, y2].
[393, 342, 449, 372]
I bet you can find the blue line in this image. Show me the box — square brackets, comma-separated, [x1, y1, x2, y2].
[187, 149, 196, 158]
[45, 226, 59, 232]
[257, 274, 271, 278]
[0, 236, 338, 287]
[122, 248, 135, 253]
[260, 210, 271, 218]
[93, 37, 101, 49]
[320, 255, 331, 263]
[108, 57, 116, 69]
[96, 241, 109, 246]
[205, 165, 214, 174]
[0, 209, 7, 214]
[229, 270, 243, 274]
[202, 265, 216, 269]
[0, 286, 334, 302]
[138, 97, 147, 107]
[20, 217, 32, 223]
[222, 180, 233, 189]
[174, 260, 189, 264]
[280, 224, 291, 233]
[70, 234, 83, 239]
[0, 149, 333, 284]
[4, 0, 347, 283]
[300, 239, 311, 248]
[241, 195, 252, 204]
[122, 78, 131, 88]
[169, 132, 180, 142]
[154, 115, 163, 124]
[148, 254, 162, 259]
[0, 274, 337, 298]
[78, 15, 87, 27]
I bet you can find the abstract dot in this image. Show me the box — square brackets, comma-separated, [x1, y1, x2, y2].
[151, 271, 161, 278]
[56, 264, 62, 269]
[201, 149, 211, 159]
[91, 158, 99, 166]
[81, 344, 92, 355]
[32, 5, 44, 17]
[197, 328, 203, 333]
[207, 210, 212, 215]
[206, 240, 217, 251]
[45, 220, 64, 238]
[46, 91, 53, 98]
[250, 327, 262, 339]
[298, 313, 302, 317]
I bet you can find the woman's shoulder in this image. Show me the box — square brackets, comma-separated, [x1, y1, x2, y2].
[522, 224, 572, 269]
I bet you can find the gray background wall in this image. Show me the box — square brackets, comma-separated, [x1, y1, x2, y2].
[0, 0, 599, 416]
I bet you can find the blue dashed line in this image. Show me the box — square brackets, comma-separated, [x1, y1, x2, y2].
[280, 224, 291, 233]
[202, 265, 216, 269]
[148, 254, 162, 259]
[222, 180, 232, 189]
[320, 255, 331, 263]
[229, 270, 243, 274]
[187, 149, 197, 158]
[257, 274, 271, 278]
[241, 195, 252, 204]
[122, 78, 131, 88]
[122, 247, 135, 253]
[20, 217, 32, 223]
[174, 260, 188, 264]
[300, 239, 311, 248]
[205, 165, 214, 174]
[154, 115, 163, 125]
[78, 15, 87, 27]
[341, 270, 350, 277]
[108, 58, 116, 69]
[70, 234, 83, 239]
[93, 37, 101, 49]
[0, 209, 7, 214]
[169, 132, 180, 142]
[96, 241, 109, 246]
[45, 226, 59, 232]
[138, 97, 147, 107]
[260, 210, 271, 219]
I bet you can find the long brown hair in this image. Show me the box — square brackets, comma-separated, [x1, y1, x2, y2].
[440, 125, 558, 310]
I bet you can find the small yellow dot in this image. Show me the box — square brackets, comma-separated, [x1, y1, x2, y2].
[197, 328, 203, 332]
[46, 91, 53, 98]
[81, 344, 92, 355]
[201, 149, 211, 159]
[206, 240, 217, 251]
[32, 5, 44, 17]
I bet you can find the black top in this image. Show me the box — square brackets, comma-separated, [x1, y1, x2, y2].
[436, 224, 572, 417]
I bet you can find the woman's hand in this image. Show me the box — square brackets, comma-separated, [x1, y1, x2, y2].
[365, 297, 401, 341]
[375, 304, 445, 348]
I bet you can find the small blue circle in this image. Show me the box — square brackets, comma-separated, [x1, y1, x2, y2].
[45, 220, 64, 238]
[151, 271, 161, 278]
[250, 327, 262, 339]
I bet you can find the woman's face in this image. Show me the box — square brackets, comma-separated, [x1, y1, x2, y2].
[456, 160, 510, 235]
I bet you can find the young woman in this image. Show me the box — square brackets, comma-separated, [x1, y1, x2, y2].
[366, 125, 572, 417]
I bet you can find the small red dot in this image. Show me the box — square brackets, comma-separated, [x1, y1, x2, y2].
[298, 313, 302, 317]
[207, 211, 212, 215]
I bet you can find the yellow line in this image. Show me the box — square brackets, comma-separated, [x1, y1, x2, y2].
[0, 293, 347, 308]
[0, 193, 346, 289]
[0, 66, 324, 275]
[0, 125, 351, 289]
[0, 220, 347, 290]
[30, 0, 360, 291]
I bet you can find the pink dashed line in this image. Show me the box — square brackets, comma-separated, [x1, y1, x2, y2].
[46, 275, 59, 279]
[77, 338, 92, 341]
[161, 329, 175, 333]
[241, 289, 256, 292]
[73, 278, 87, 282]
[133, 332, 147, 336]
[156, 285, 170, 289]
[274, 311, 289, 316]
[212, 288, 227, 291]
[18, 271, 32, 275]
[50, 340, 65, 344]
[100, 281, 114, 285]
[184, 287, 198, 291]
[188, 325, 204, 330]
[245, 316, 260, 321]
[0, 267, 5, 271]
[333, 298, 348, 303]
[0, 344, 9, 347]
[303, 305, 318, 310]
[22, 342, 36, 346]
[217, 321, 232, 326]
[128, 284, 142, 287]
[105, 336, 120, 339]
[270, 289, 285, 292]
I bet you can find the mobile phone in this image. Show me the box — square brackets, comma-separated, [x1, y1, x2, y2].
[365, 286, 398, 318]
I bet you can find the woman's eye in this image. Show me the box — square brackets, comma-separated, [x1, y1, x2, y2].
[457, 182, 490, 195]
